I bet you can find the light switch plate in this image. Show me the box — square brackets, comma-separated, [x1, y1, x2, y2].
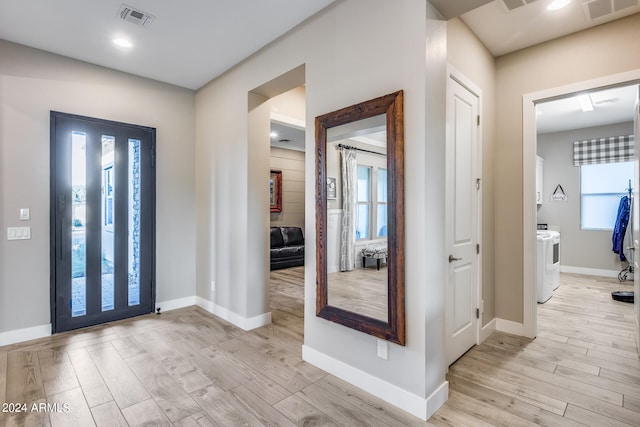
[20, 208, 30, 221]
[7, 227, 31, 240]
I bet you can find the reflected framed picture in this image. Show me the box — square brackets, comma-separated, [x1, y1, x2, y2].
[270, 170, 282, 213]
[327, 176, 337, 200]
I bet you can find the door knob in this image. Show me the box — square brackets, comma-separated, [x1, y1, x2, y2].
[449, 255, 462, 263]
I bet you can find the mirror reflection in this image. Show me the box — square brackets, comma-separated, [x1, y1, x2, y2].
[315, 90, 404, 345]
[326, 114, 388, 322]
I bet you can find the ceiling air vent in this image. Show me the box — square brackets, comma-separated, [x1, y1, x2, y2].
[498, 0, 539, 13]
[584, 0, 638, 20]
[117, 4, 154, 28]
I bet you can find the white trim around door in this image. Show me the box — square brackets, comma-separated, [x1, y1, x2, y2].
[522, 69, 640, 339]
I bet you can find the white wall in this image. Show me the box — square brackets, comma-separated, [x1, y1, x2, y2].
[0, 40, 196, 338]
[270, 85, 306, 125]
[195, 0, 447, 418]
[537, 122, 634, 273]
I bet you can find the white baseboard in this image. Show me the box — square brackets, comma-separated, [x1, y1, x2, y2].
[155, 296, 196, 313]
[480, 318, 496, 343]
[560, 265, 621, 278]
[426, 380, 449, 420]
[0, 296, 272, 347]
[195, 296, 271, 331]
[0, 324, 51, 347]
[302, 345, 439, 421]
[496, 318, 524, 336]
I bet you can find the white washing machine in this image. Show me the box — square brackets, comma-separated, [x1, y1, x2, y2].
[536, 231, 553, 303]
[546, 231, 560, 291]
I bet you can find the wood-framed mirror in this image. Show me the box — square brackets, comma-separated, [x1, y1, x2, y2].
[315, 90, 405, 345]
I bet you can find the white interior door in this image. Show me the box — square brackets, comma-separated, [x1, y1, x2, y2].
[634, 85, 640, 354]
[446, 75, 480, 365]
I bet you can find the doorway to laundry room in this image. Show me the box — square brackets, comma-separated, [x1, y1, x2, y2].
[534, 83, 639, 334]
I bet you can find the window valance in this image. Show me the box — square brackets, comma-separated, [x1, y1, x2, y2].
[573, 135, 634, 166]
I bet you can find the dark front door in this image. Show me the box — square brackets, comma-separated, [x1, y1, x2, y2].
[50, 112, 156, 333]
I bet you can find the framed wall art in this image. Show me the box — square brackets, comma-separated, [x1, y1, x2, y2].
[270, 170, 282, 212]
[327, 176, 337, 200]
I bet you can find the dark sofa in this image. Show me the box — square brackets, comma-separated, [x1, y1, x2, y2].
[270, 226, 305, 270]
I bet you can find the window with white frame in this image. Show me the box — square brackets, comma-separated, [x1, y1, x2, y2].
[574, 134, 635, 231]
[356, 164, 387, 240]
[580, 161, 633, 230]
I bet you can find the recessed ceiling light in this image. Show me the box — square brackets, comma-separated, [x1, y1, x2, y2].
[547, 0, 570, 11]
[113, 38, 133, 48]
[270, 132, 278, 138]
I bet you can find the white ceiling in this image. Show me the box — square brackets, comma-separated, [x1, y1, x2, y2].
[271, 122, 305, 152]
[1, 0, 638, 131]
[452, 0, 640, 133]
[537, 85, 638, 134]
[0, 0, 335, 90]
[461, 0, 640, 57]
[429, 0, 494, 19]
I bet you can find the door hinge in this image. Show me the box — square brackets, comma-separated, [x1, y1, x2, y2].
[476, 243, 480, 254]
[477, 115, 480, 126]
[476, 178, 481, 190]
[476, 308, 480, 319]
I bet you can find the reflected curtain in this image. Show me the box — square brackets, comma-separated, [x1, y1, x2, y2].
[340, 148, 357, 271]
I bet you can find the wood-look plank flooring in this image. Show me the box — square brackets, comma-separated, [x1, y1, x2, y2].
[0, 267, 428, 427]
[432, 273, 640, 427]
[1, 270, 638, 426]
[327, 267, 388, 321]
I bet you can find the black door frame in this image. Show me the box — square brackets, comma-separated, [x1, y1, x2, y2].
[50, 111, 156, 333]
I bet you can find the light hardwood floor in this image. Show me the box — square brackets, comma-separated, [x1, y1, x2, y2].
[327, 267, 388, 321]
[1, 270, 638, 426]
[433, 273, 640, 427]
[0, 267, 427, 427]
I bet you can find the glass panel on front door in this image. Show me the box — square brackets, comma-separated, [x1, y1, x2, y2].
[71, 131, 87, 317]
[102, 135, 115, 312]
[128, 138, 141, 307]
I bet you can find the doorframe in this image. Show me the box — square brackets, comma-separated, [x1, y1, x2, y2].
[49, 111, 157, 333]
[522, 69, 640, 339]
[241, 65, 305, 329]
[446, 65, 484, 346]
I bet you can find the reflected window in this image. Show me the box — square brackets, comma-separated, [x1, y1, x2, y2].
[356, 165, 387, 240]
[356, 166, 371, 239]
[377, 169, 387, 237]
